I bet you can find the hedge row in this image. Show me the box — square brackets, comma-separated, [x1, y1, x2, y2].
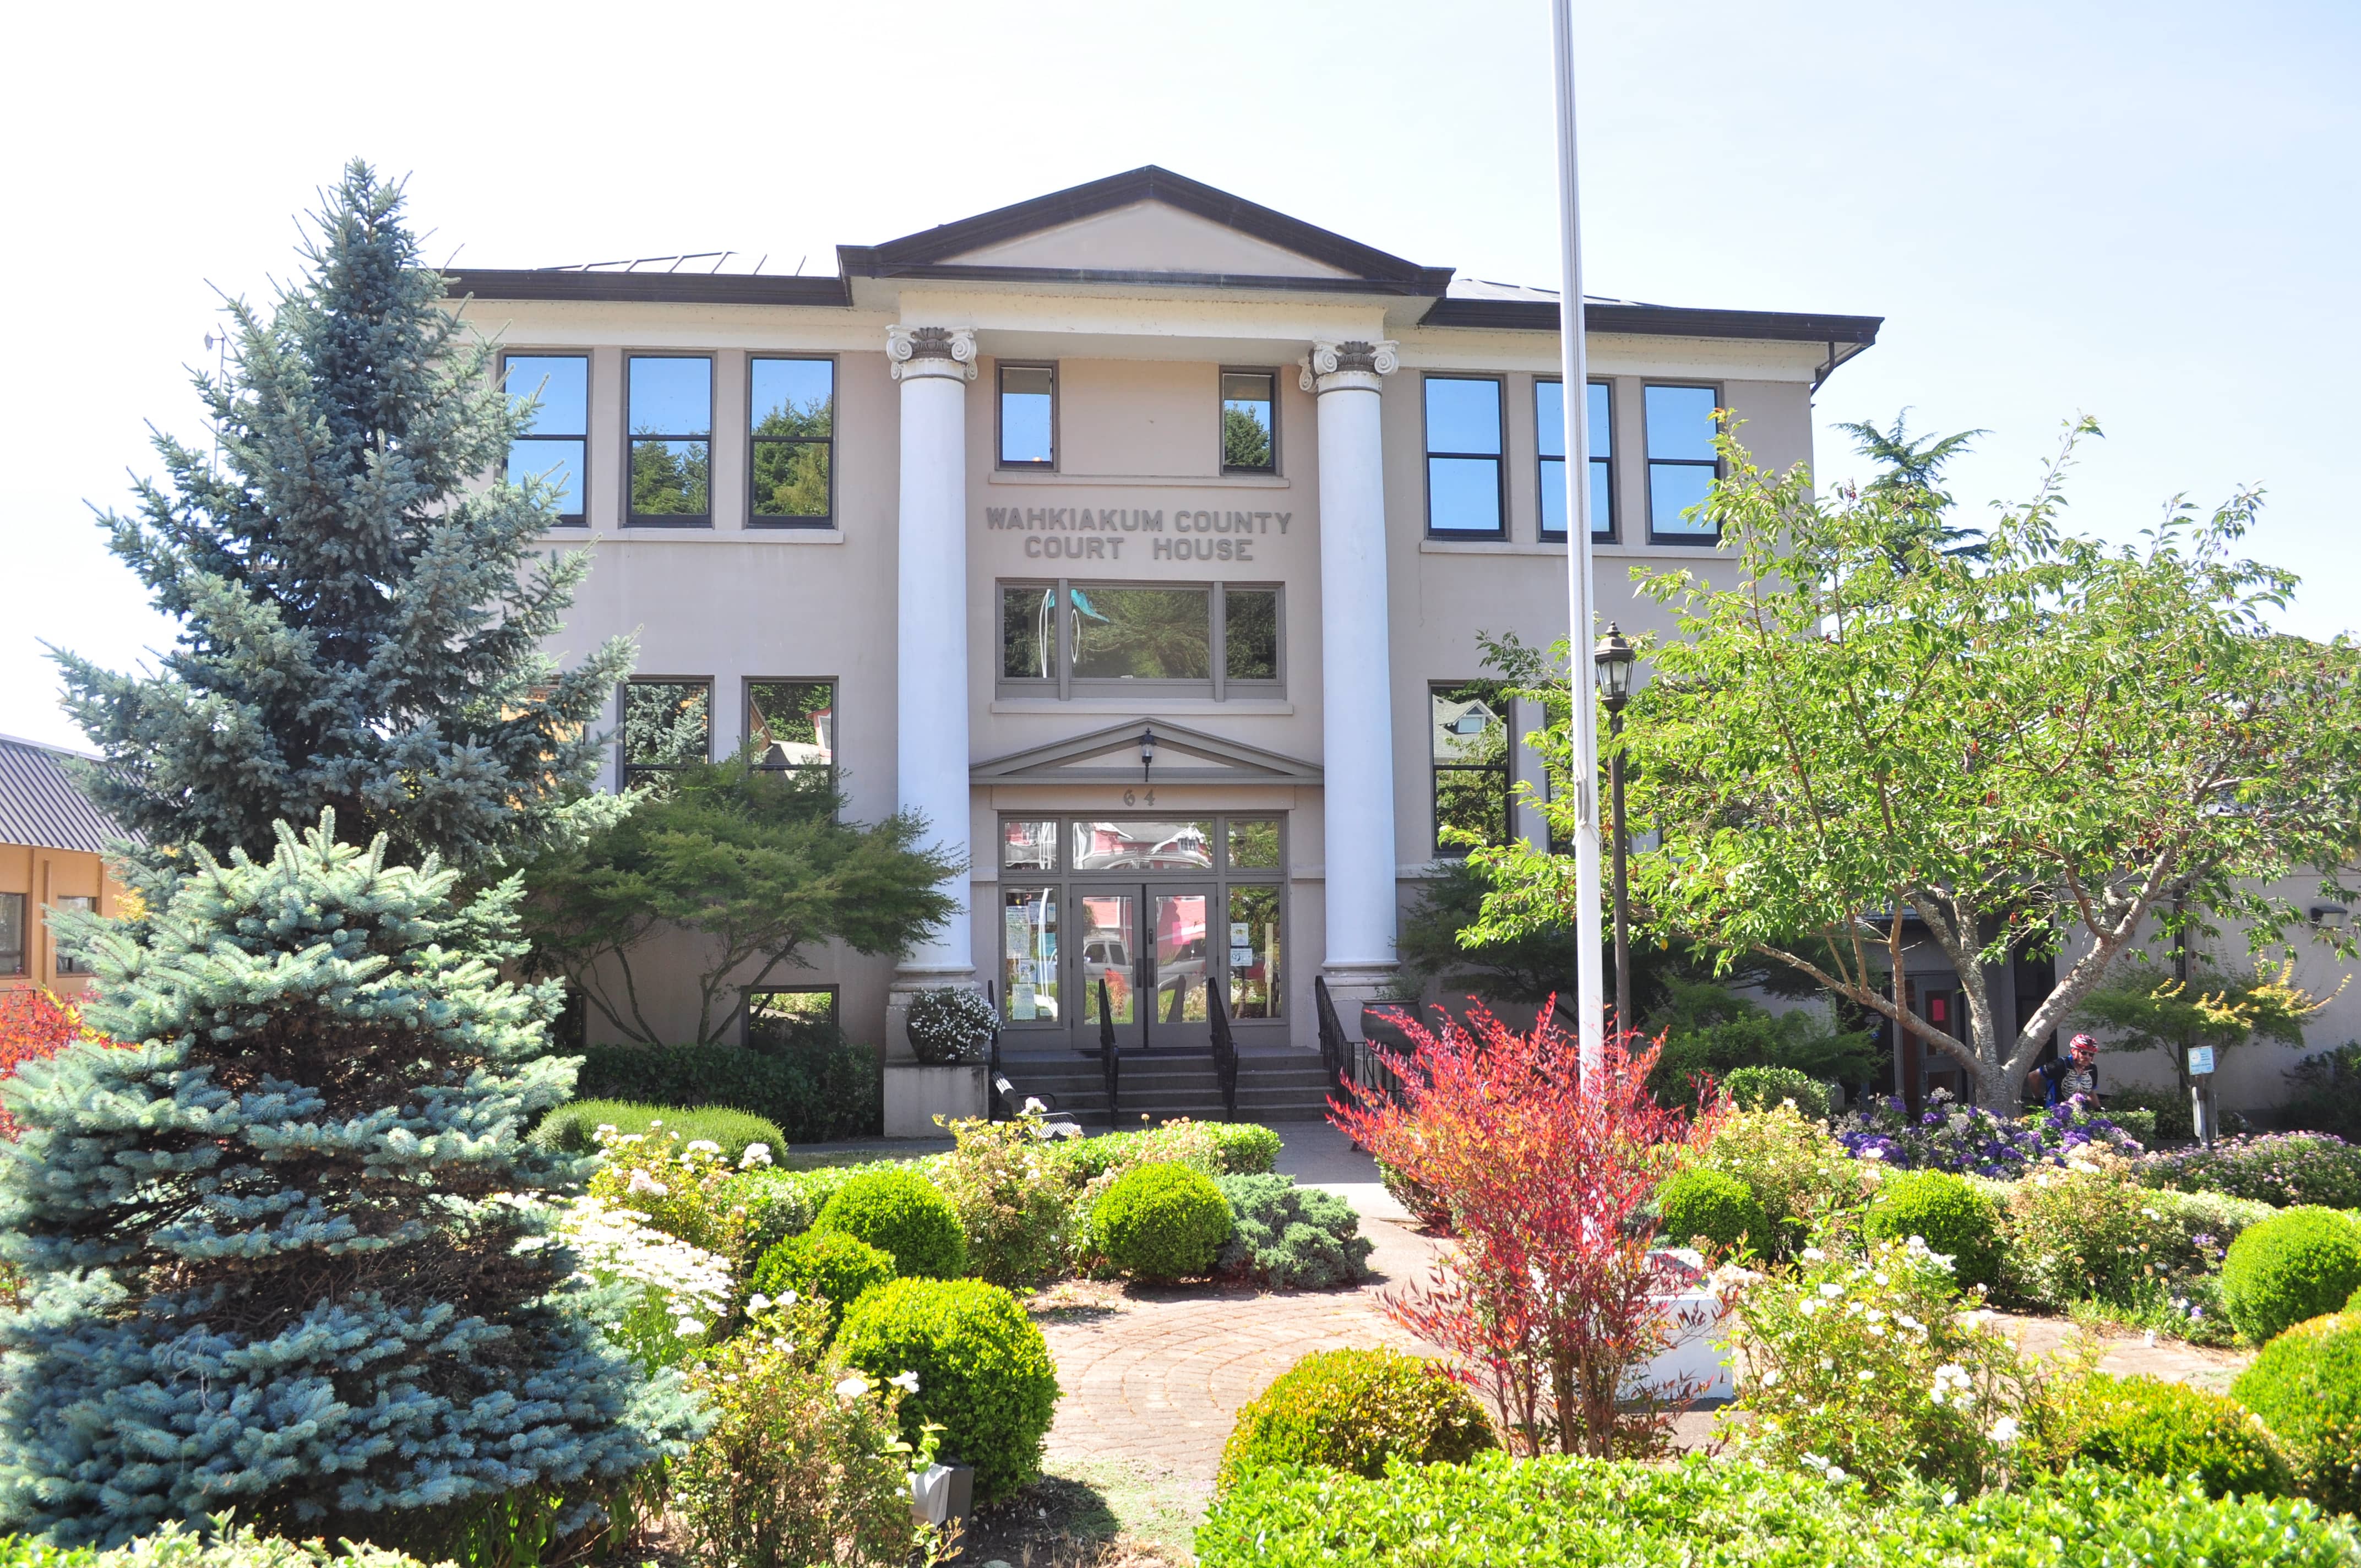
[573, 1039, 880, 1142]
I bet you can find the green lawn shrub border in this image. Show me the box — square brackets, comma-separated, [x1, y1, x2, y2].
[531, 1099, 784, 1163]
[573, 1041, 880, 1142]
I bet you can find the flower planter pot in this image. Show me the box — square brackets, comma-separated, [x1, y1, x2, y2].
[1628, 1248, 1735, 1402]
[910, 1460, 973, 1529]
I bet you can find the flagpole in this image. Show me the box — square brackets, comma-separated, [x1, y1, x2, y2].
[1551, 0, 1606, 1079]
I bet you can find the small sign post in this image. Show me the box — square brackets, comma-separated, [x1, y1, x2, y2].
[2188, 1046, 2218, 1148]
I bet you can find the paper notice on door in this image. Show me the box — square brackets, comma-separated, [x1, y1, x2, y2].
[1005, 908, 1031, 949]
[1230, 922, 1250, 946]
[1231, 946, 1255, 968]
[1012, 983, 1037, 1021]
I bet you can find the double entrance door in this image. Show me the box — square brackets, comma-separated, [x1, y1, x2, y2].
[1078, 884, 1212, 1051]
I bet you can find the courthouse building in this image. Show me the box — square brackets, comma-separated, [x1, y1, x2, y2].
[449, 167, 1882, 1125]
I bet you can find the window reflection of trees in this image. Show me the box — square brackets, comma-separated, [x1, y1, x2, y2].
[1432, 681, 1512, 852]
[1068, 587, 1211, 680]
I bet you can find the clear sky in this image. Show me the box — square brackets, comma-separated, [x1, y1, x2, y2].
[2, 0, 2351, 749]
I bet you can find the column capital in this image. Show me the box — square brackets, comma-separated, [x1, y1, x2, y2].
[1298, 339, 1400, 395]
[886, 324, 979, 382]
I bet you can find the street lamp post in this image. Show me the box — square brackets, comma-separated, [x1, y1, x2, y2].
[1594, 623, 1635, 1035]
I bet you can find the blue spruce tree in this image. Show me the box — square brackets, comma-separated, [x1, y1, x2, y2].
[0, 815, 704, 1546]
[52, 161, 632, 876]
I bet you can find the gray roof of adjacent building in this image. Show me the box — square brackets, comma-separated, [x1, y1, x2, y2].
[0, 733, 131, 855]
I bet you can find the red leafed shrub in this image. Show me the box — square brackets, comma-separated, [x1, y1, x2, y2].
[1332, 1000, 1723, 1458]
[0, 988, 116, 1138]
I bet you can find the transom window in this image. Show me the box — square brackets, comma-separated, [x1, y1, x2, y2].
[1432, 680, 1512, 854]
[1424, 375, 1505, 536]
[1645, 383, 1722, 541]
[1538, 379, 1614, 542]
[746, 680, 835, 783]
[1000, 580, 1281, 700]
[750, 357, 834, 526]
[502, 354, 588, 526]
[622, 678, 711, 789]
[999, 364, 1056, 468]
[1220, 371, 1276, 473]
[627, 356, 714, 525]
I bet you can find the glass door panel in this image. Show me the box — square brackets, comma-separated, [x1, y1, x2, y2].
[1226, 884, 1282, 1019]
[1079, 891, 1138, 1027]
[999, 887, 1060, 1025]
[1151, 890, 1211, 1026]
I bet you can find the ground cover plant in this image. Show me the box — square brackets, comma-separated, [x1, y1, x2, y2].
[2141, 1131, 2361, 1210]
[0, 818, 703, 1547]
[1835, 1090, 2140, 1177]
[1215, 1348, 1494, 1492]
[571, 1039, 883, 1142]
[1195, 1453, 2360, 1567]
[1215, 1174, 1374, 1288]
[533, 1099, 784, 1163]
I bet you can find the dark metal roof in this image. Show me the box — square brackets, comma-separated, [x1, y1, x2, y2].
[0, 734, 129, 854]
[449, 269, 852, 307]
[1421, 295, 1885, 344]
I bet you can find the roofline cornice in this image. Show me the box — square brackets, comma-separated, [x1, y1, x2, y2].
[1420, 296, 1884, 345]
[446, 269, 853, 308]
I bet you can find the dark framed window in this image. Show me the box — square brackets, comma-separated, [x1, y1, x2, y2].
[503, 354, 589, 526]
[1431, 681, 1511, 855]
[0, 892, 23, 976]
[50, 895, 94, 976]
[626, 355, 713, 525]
[747, 987, 837, 1050]
[1645, 383, 1722, 541]
[1220, 370, 1277, 473]
[999, 580, 1282, 699]
[746, 680, 834, 783]
[749, 357, 834, 526]
[998, 364, 1056, 469]
[1538, 379, 1614, 542]
[621, 678, 711, 789]
[1423, 375, 1505, 536]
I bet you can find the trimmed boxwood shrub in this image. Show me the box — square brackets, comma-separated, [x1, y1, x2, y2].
[1093, 1162, 1233, 1281]
[1655, 1167, 1767, 1257]
[2220, 1206, 2361, 1344]
[2233, 1309, 2361, 1513]
[836, 1278, 1059, 1502]
[813, 1168, 966, 1280]
[1196, 1452, 2359, 1567]
[1216, 1348, 1494, 1493]
[2049, 1372, 2291, 1499]
[748, 1229, 895, 1334]
[532, 1099, 783, 1163]
[1722, 1066, 1831, 1123]
[1215, 1174, 1374, 1289]
[574, 1039, 880, 1142]
[1209, 1123, 1283, 1175]
[1863, 1169, 2003, 1292]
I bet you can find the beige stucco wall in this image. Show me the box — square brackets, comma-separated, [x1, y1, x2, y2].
[0, 840, 125, 998]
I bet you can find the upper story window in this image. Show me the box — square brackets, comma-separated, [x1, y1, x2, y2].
[750, 357, 834, 527]
[622, 678, 711, 789]
[1538, 379, 1614, 542]
[1221, 371, 1276, 473]
[0, 892, 23, 976]
[746, 680, 835, 784]
[1423, 375, 1505, 536]
[999, 364, 1056, 469]
[502, 354, 588, 526]
[1431, 682, 1512, 854]
[50, 895, 94, 976]
[1645, 383, 1722, 541]
[1000, 581, 1282, 699]
[627, 356, 714, 525]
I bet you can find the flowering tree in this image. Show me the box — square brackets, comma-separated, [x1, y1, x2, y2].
[1332, 1002, 1721, 1456]
[0, 989, 118, 1139]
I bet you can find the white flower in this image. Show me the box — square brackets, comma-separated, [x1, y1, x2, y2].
[739, 1142, 774, 1169]
[2068, 1158, 2099, 1175]
[1760, 1368, 1781, 1387]
[1023, 1097, 1047, 1114]
[1990, 1416, 2020, 1445]
[835, 1374, 872, 1401]
[594, 1123, 617, 1136]
[1800, 1452, 1830, 1471]
[778, 1288, 799, 1305]
[674, 1317, 707, 1337]
[1856, 1369, 1874, 1382]
[1860, 1147, 1885, 1161]
[686, 1139, 722, 1158]
[1824, 1466, 1848, 1484]
[1818, 1284, 1844, 1299]
[747, 1293, 772, 1314]
[1800, 1246, 1827, 1262]
[1798, 1299, 1820, 1317]
[888, 1370, 921, 1393]
[626, 1169, 669, 1197]
[2141, 1207, 2162, 1220]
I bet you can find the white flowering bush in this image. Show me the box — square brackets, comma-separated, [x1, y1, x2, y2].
[1723, 1235, 2050, 1494]
[556, 1194, 736, 1372]
[586, 1120, 752, 1258]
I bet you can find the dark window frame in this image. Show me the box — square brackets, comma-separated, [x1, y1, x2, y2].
[0, 890, 23, 976]
[743, 677, 837, 788]
[618, 676, 714, 788]
[1430, 679, 1514, 858]
[499, 350, 591, 527]
[746, 354, 837, 530]
[1536, 376, 1617, 544]
[1421, 373, 1508, 539]
[1642, 380, 1726, 545]
[744, 984, 840, 1049]
[996, 362, 1058, 471]
[623, 352, 716, 529]
[996, 578, 1285, 701]
[1217, 366, 1280, 475]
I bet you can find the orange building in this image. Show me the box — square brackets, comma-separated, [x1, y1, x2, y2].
[0, 734, 131, 994]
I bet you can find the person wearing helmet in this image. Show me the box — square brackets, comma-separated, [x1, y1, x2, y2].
[2028, 1032, 2101, 1107]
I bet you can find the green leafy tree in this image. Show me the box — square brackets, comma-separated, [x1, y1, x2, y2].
[1222, 404, 1272, 469]
[1835, 410, 1989, 562]
[0, 816, 702, 1547]
[1472, 422, 2361, 1110]
[51, 162, 632, 878]
[523, 753, 960, 1046]
[2079, 958, 2333, 1096]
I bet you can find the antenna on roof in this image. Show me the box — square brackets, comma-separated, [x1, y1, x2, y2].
[794, 255, 806, 276]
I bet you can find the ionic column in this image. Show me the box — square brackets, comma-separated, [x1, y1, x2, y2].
[886, 325, 979, 1037]
[1302, 339, 1401, 1024]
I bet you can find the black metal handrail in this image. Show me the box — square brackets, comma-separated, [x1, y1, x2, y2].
[1207, 981, 1241, 1123]
[1097, 978, 1120, 1128]
[1313, 974, 1351, 1094]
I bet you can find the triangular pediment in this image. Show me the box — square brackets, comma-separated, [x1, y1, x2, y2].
[971, 718, 1320, 785]
[847, 167, 1450, 292]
